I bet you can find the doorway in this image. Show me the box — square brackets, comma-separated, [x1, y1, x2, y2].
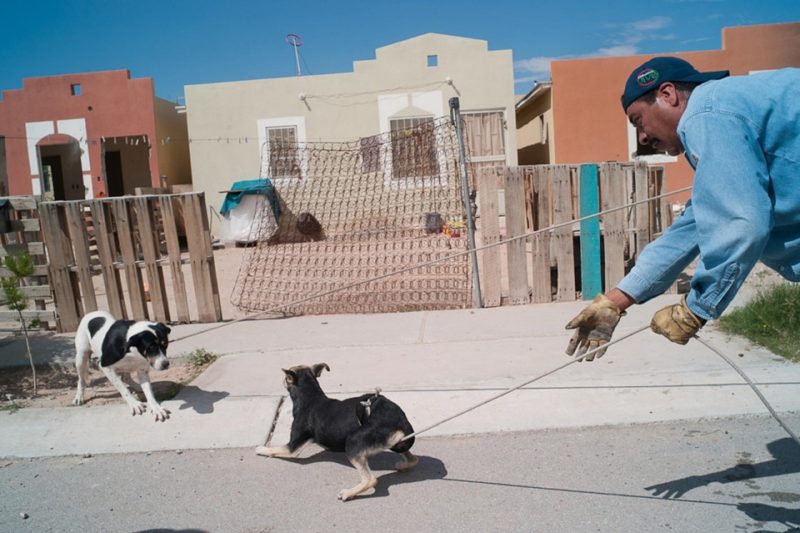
[105, 151, 124, 197]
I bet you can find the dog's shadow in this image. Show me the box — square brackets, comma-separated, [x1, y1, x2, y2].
[174, 385, 230, 414]
[282, 448, 448, 498]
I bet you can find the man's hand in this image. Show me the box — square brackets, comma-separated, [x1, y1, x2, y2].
[565, 294, 624, 361]
[650, 296, 706, 344]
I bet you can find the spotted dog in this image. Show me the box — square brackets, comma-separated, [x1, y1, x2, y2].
[72, 310, 172, 421]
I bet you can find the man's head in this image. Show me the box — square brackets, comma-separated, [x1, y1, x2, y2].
[622, 57, 728, 156]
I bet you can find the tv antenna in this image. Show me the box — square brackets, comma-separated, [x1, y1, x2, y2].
[286, 33, 303, 76]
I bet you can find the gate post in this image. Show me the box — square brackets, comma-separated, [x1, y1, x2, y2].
[579, 164, 602, 299]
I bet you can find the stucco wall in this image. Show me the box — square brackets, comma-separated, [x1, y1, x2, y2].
[154, 97, 192, 187]
[550, 22, 800, 202]
[0, 70, 163, 197]
[186, 33, 517, 211]
[516, 87, 554, 165]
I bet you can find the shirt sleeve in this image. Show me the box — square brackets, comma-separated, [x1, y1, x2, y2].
[617, 201, 700, 303]
[681, 110, 772, 320]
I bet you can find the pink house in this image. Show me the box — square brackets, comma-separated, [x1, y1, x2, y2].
[0, 70, 190, 199]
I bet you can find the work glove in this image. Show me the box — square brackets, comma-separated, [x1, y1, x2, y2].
[650, 296, 706, 345]
[565, 294, 624, 361]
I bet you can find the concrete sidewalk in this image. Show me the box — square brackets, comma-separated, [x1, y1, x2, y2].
[2, 294, 799, 458]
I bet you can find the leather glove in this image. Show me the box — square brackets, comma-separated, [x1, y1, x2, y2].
[565, 294, 624, 361]
[650, 296, 706, 345]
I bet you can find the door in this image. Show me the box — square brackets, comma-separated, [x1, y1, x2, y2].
[463, 111, 507, 188]
[41, 155, 65, 201]
[105, 151, 124, 197]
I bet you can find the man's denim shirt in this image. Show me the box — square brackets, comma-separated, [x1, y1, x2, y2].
[618, 68, 800, 320]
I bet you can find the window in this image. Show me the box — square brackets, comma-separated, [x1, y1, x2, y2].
[360, 135, 381, 174]
[427, 54, 438, 67]
[266, 126, 302, 179]
[70, 84, 81, 96]
[389, 117, 437, 180]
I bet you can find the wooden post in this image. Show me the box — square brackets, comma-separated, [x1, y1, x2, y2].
[530, 165, 552, 303]
[90, 202, 127, 319]
[600, 163, 627, 289]
[159, 196, 191, 322]
[64, 201, 98, 314]
[578, 164, 602, 299]
[133, 196, 170, 323]
[477, 167, 501, 307]
[504, 167, 530, 305]
[38, 203, 81, 331]
[112, 199, 148, 320]
[180, 193, 222, 322]
[552, 165, 576, 301]
[632, 161, 651, 261]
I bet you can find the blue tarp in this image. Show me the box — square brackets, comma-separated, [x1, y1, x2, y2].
[219, 179, 281, 220]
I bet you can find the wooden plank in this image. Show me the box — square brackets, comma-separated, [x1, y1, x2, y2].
[5, 196, 37, 210]
[112, 199, 148, 320]
[159, 196, 191, 322]
[632, 161, 651, 261]
[530, 165, 552, 303]
[0, 285, 52, 303]
[37, 203, 81, 331]
[0, 309, 57, 322]
[552, 165, 576, 301]
[0, 242, 44, 257]
[0, 265, 49, 277]
[179, 194, 217, 322]
[579, 164, 602, 299]
[503, 167, 530, 305]
[193, 193, 223, 321]
[600, 162, 627, 289]
[65, 202, 98, 313]
[477, 166, 502, 307]
[90, 202, 126, 319]
[133, 197, 170, 323]
[2, 218, 40, 233]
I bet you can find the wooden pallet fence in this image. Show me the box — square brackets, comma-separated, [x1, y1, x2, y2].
[0, 196, 56, 328]
[39, 193, 222, 332]
[477, 162, 668, 307]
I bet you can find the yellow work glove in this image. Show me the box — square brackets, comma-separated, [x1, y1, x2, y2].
[650, 296, 706, 345]
[565, 294, 624, 361]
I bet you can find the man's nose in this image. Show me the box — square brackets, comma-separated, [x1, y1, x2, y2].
[637, 129, 650, 145]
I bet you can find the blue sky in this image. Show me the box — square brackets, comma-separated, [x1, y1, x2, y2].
[1, 0, 797, 102]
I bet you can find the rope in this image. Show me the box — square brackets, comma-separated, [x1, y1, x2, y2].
[693, 334, 800, 446]
[171, 185, 693, 344]
[399, 325, 651, 441]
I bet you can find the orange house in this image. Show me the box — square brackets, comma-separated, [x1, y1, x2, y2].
[0, 70, 190, 199]
[521, 22, 800, 205]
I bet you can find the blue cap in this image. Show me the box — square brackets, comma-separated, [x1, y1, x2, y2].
[621, 56, 729, 111]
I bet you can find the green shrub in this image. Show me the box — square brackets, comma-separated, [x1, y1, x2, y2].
[719, 283, 800, 362]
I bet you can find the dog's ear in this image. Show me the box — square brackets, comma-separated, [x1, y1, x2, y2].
[282, 368, 297, 385]
[312, 363, 330, 377]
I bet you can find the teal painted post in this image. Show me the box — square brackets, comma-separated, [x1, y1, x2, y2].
[579, 164, 602, 300]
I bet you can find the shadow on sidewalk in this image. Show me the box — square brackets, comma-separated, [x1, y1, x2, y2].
[646, 438, 800, 529]
[267, 449, 448, 499]
[175, 385, 230, 414]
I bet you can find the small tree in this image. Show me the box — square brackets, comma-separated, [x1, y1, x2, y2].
[1, 252, 37, 395]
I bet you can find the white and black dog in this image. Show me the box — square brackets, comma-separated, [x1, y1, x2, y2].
[73, 310, 172, 421]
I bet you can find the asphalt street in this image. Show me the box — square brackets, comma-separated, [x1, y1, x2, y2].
[2, 414, 799, 533]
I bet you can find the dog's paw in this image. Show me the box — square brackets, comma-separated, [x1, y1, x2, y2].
[254, 446, 275, 457]
[128, 401, 147, 416]
[152, 406, 171, 422]
[72, 396, 84, 406]
[337, 489, 355, 502]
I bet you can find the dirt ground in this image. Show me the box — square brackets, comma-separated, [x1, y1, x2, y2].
[0, 356, 210, 410]
[0, 245, 246, 411]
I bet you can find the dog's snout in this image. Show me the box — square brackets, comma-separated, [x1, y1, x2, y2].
[162, 360, 170, 370]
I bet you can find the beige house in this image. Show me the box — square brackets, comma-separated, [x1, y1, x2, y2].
[515, 81, 553, 165]
[185, 33, 517, 210]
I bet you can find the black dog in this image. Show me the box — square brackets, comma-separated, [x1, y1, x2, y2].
[255, 363, 417, 501]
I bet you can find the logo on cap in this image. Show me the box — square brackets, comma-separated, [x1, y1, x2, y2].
[636, 68, 659, 87]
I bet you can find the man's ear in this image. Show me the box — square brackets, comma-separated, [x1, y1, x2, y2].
[656, 82, 680, 107]
[312, 363, 330, 378]
[282, 368, 297, 385]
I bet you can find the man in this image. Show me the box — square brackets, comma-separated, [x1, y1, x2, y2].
[565, 56, 800, 361]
